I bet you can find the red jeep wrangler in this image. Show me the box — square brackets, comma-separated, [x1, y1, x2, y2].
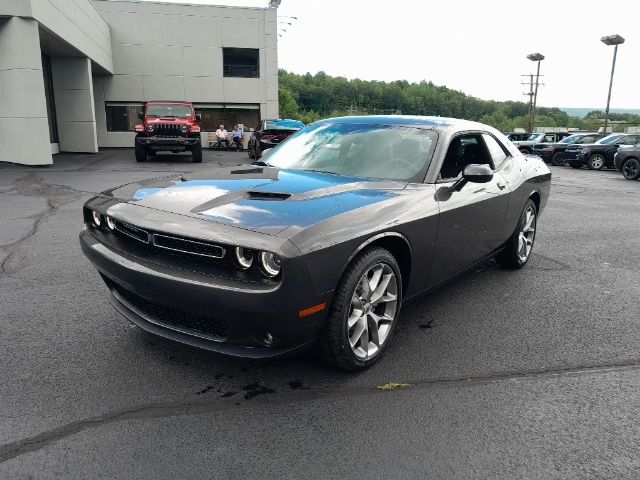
[134, 101, 202, 163]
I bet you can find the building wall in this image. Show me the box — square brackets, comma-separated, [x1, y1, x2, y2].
[51, 57, 99, 152]
[93, 0, 279, 148]
[0, 17, 52, 165]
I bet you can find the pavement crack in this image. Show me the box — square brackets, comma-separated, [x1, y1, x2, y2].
[2, 359, 640, 464]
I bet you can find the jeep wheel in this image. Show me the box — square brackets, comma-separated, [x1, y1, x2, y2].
[247, 143, 255, 159]
[192, 143, 202, 163]
[622, 158, 640, 180]
[520, 148, 531, 155]
[587, 154, 605, 170]
[135, 142, 147, 162]
[551, 151, 565, 166]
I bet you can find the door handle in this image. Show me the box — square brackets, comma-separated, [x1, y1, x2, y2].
[497, 181, 506, 190]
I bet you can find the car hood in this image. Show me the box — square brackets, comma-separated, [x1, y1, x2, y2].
[102, 166, 407, 237]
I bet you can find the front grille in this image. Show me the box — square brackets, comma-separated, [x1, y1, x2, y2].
[153, 234, 225, 259]
[115, 221, 150, 244]
[155, 123, 184, 137]
[112, 283, 229, 340]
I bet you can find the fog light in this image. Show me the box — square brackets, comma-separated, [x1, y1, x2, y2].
[106, 216, 116, 231]
[146, 124, 155, 133]
[263, 332, 275, 346]
[234, 247, 254, 269]
[180, 124, 188, 133]
[260, 251, 281, 278]
[91, 210, 102, 228]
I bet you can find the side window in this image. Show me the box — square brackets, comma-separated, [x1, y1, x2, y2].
[578, 135, 596, 144]
[544, 134, 555, 142]
[623, 136, 639, 145]
[483, 134, 509, 170]
[440, 134, 493, 180]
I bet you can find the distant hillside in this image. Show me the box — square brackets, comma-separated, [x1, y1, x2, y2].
[562, 107, 640, 118]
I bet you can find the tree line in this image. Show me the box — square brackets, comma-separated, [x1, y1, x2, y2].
[279, 70, 640, 132]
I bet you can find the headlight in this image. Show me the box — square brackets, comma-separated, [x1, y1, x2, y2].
[260, 251, 282, 277]
[234, 247, 254, 269]
[91, 210, 102, 228]
[106, 215, 116, 231]
[146, 124, 155, 133]
[180, 124, 188, 133]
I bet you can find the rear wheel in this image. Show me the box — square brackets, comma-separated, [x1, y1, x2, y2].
[622, 158, 640, 180]
[587, 154, 605, 170]
[247, 142, 255, 159]
[192, 142, 202, 163]
[551, 151, 565, 166]
[317, 247, 402, 371]
[135, 141, 147, 162]
[496, 199, 537, 269]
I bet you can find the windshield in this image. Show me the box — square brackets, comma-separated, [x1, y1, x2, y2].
[596, 134, 624, 145]
[146, 105, 192, 118]
[265, 119, 305, 130]
[265, 122, 437, 182]
[559, 134, 583, 144]
[527, 133, 543, 141]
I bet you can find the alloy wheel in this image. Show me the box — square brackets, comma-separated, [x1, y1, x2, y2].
[347, 263, 398, 360]
[518, 206, 536, 263]
[589, 155, 604, 170]
[622, 158, 640, 180]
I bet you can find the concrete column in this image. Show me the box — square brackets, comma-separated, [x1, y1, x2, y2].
[51, 57, 98, 153]
[0, 17, 52, 165]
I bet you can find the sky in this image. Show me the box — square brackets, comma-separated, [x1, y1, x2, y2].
[156, 0, 640, 109]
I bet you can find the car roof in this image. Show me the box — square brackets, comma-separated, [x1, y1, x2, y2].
[316, 115, 497, 132]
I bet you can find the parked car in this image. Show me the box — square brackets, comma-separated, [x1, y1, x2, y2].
[614, 144, 640, 180]
[512, 131, 574, 154]
[532, 133, 605, 166]
[248, 119, 305, 160]
[564, 133, 640, 170]
[504, 132, 531, 142]
[80, 116, 550, 371]
[134, 101, 202, 163]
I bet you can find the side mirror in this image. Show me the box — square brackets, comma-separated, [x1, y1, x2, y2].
[195, 113, 202, 123]
[138, 111, 144, 120]
[450, 164, 493, 192]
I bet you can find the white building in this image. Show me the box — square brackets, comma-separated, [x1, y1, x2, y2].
[0, 0, 279, 165]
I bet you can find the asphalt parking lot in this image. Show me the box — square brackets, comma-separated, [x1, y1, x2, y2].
[1, 149, 640, 479]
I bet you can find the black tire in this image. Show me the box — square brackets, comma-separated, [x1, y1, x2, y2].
[247, 142, 255, 159]
[135, 141, 147, 162]
[622, 158, 640, 180]
[254, 144, 262, 160]
[317, 247, 402, 371]
[192, 142, 202, 163]
[495, 199, 537, 269]
[570, 164, 582, 169]
[587, 154, 605, 170]
[551, 151, 565, 166]
[520, 148, 531, 155]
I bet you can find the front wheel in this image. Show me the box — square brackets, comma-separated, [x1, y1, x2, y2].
[587, 154, 605, 170]
[317, 247, 402, 371]
[622, 158, 640, 180]
[551, 151, 565, 166]
[520, 148, 531, 155]
[495, 199, 537, 269]
[135, 142, 147, 162]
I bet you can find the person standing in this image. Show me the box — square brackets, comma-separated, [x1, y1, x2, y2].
[215, 124, 229, 149]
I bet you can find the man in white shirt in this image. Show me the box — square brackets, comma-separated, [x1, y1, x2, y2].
[215, 124, 229, 149]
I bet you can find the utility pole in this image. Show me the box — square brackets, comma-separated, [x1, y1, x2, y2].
[600, 35, 625, 134]
[522, 74, 534, 132]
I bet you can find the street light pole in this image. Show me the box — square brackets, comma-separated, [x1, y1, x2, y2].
[526, 53, 545, 133]
[601, 34, 625, 134]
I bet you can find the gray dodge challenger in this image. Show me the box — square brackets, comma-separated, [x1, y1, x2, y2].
[80, 116, 551, 370]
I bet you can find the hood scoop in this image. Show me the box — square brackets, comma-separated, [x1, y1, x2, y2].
[245, 191, 291, 201]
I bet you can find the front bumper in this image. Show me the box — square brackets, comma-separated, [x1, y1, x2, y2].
[79, 228, 331, 358]
[137, 136, 200, 151]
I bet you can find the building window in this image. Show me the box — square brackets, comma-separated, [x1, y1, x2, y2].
[223, 48, 259, 78]
[105, 103, 144, 132]
[42, 55, 58, 143]
[194, 104, 260, 132]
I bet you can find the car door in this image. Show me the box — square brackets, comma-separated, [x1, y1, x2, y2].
[429, 132, 511, 285]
